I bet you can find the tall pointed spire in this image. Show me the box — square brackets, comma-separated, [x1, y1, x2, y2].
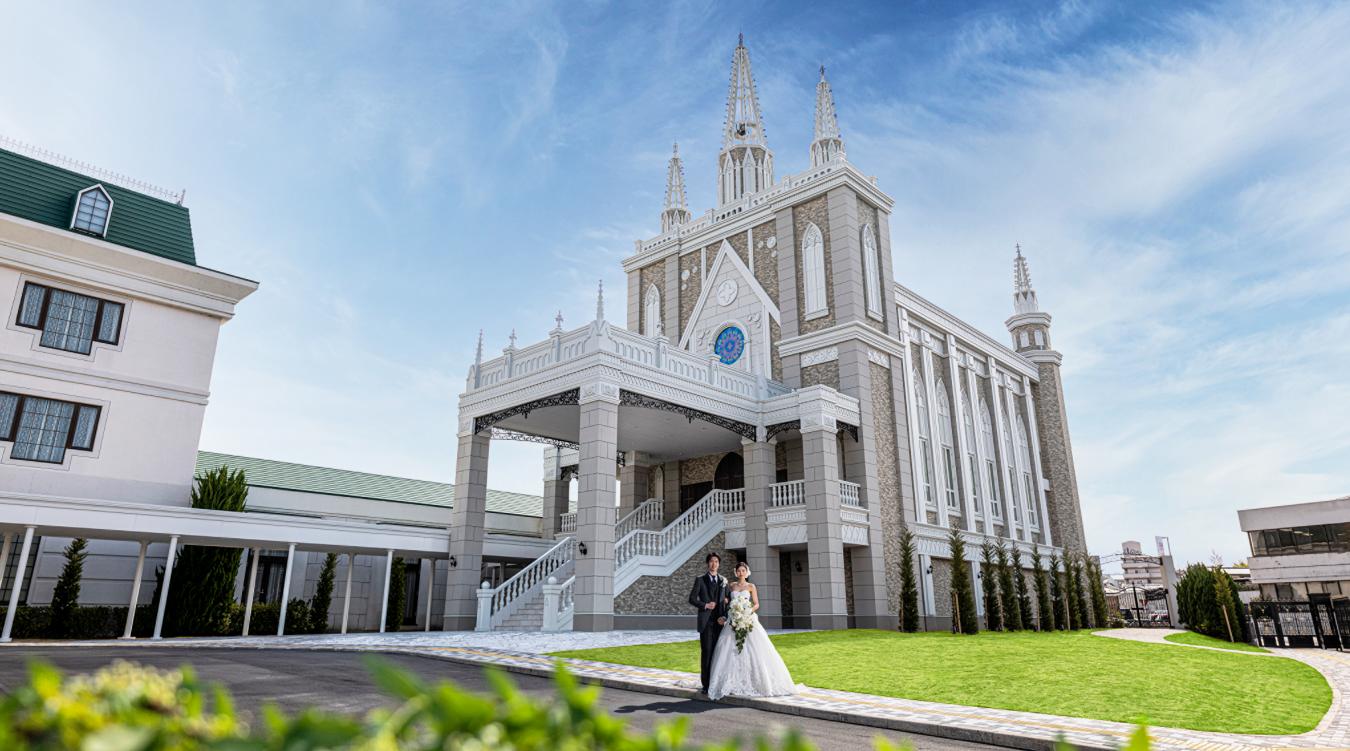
[810, 65, 845, 167]
[1012, 243, 1038, 314]
[661, 142, 692, 232]
[718, 36, 773, 206]
[595, 279, 605, 322]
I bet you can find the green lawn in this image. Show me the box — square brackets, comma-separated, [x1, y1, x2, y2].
[1164, 630, 1269, 653]
[553, 630, 1328, 734]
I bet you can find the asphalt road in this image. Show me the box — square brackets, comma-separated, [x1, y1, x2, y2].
[0, 648, 1002, 751]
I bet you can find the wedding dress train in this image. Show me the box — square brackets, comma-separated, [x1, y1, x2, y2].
[706, 590, 797, 699]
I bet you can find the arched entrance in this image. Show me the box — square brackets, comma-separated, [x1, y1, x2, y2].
[714, 452, 744, 490]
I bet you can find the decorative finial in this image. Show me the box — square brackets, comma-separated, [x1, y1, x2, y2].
[474, 329, 484, 365]
[820, 64, 826, 80]
[738, 32, 744, 47]
[1016, 242, 1023, 258]
[554, 310, 564, 331]
[508, 328, 517, 349]
[595, 279, 605, 322]
[672, 141, 679, 157]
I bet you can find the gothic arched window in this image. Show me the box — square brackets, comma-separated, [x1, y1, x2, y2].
[862, 223, 882, 317]
[802, 222, 828, 317]
[961, 387, 982, 514]
[71, 185, 112, 236]
[979, 396, 1002, 521]
[1017, 414, 1039, 528]
[643, 284, 661, 337]
[1003, 398, 1022, 524]
[912, 364, 935, 510]
[935, 378, 959, 513]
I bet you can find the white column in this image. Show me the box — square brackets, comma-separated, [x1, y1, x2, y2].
[340, 552, 354, 634]
[276, 542, 296, 636]
[1022, 377, 1054, 548]
[152, 535, 179, 640]
[1, 526, 36, 643]
[989, 374, 1020, 541]
[379, 549, 393, 634]
[946, 337, 978, 525]
[121, 541, 148, 639]
[967, 367, 996, 535]
[423, 560, 434, 632]
[0, 532, 13, 592]
[972, 559, 985, 617]
[898, 315, 925, 524]
[241, 547, 260, 636]
[919, 552, 936, 630]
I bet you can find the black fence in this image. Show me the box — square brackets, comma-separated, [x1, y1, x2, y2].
[1248, 595, 1348, 649]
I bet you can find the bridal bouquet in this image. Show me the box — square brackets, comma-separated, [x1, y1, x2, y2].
[728, 596, 755, 652]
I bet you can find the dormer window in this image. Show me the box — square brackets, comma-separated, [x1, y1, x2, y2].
[71, 185, 113, 236]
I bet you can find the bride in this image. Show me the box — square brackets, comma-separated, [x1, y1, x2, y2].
[707, 561, 797, 700]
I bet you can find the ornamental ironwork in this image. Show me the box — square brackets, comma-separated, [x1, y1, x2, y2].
[838, 421, 859, 442]
[618, 390, 756, 440]
[766, 420, 799, 441]
[559, 464, 578, 481]
[474, 389, 579, 434]
[489, 427, 578, 450]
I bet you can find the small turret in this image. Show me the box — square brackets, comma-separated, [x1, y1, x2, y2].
[718, 36, 774, 205]
[661, 143, 692, 232]
[1006, 245, 1052, 354]
[810, 66, 845, 167]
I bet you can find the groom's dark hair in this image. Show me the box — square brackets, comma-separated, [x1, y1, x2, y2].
[705, 552, 721, 564]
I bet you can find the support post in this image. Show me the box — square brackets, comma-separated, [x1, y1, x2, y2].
[475, 581, 493, 631]
[445, 428, 491, 630]
[241, 547, 260, 636]
[423, 560, 434, 632]
[1, 526, 36, 643]
[541, 447, 570, 539]
[801, 413, 848, 630]
[341, 552, 354, 634]
[152, 535, 179, 641]
[541, 576, 562, 632]
[0, 532, 13, 593]
[276, 542, 295, 636]
[742, 437, 781, 627]
[379, 549, 393, 634]
[121, 541, 148, 639]
[573, 382, 619, 632]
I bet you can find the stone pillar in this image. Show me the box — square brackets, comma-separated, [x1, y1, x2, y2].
[1022, 377, 1054, 547]
[661, 460, 680, 524]
[801, 412, 847, 630]
[617, 455, 649, 517]
[742, 437, 781, 627]
[1028, 354, 1087, 552]
[541, 446, 570, 539]
[574, 382, 620, 631]
[445, 427, 491, 630]
[988, 368, 1020, 542]
[826, 185, 867, 323]
[836, 341, 893, 629]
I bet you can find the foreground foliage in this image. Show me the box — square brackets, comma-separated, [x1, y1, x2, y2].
[555, 629, 1330, 734]
[0, 655, 1165, 751]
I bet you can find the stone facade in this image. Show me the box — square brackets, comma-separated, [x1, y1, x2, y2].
[855, 196, 886, 334]
[679, 453, 722, 486]
[638, 262, 665, 336]
[614, 532, 726, 615]
[869, 361, 906, 615]
[1032, 363, 1087, 552]
[678, 251, 703, 334]
[792, 195, 835, 334]
[801, 360, 839, 390]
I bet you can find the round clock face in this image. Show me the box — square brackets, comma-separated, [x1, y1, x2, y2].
[716, 279, 738, 306]
[714, 326, 746, 365]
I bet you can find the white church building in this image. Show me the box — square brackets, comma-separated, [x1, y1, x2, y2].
[0, 38, 1087, 639]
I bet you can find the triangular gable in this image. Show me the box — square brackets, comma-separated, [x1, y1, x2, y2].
[678, 239, 780, 350]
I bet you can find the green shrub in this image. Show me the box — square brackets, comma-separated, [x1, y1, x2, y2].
[0, 605, 158, 640]
[47, 538, 87, 638]
[226, 602, 281, 636]
[946, 530, 978, 634]
[1031, 547, 1052, 631]
[0, 658, 1153, 750]
[385, 557, 407, 632]
[1177, 564, 1248, 642]
[996, 544, 1021, 631]
[309, 552, 337, 634]
[1048, 553, 1068, 630]
[980, 541, 1002, 631]
[1088, 558, 1111, 629]
[285, 598, 310, 635]
[898, 528, 920, 632]
[165, 466, 249, 637]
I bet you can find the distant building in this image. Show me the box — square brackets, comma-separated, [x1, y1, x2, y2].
[1121, 540, 1165, 588]
[1238, 496, 1350, 601]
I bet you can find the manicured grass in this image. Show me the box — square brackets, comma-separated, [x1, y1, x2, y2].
[553, 630, 1329, 734]
[1164, 630, 1269, 653]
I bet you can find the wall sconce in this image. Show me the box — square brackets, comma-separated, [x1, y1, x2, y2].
[449, 556, 457, 568]
[794, 561, 802, 573]
[926, 565, 934, 575]
[579, 542, 588, 556]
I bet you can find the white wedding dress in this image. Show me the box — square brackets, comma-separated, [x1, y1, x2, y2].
[707, 590, 797, 699]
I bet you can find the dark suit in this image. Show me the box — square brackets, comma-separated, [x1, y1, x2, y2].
[689, 571, 727, 692]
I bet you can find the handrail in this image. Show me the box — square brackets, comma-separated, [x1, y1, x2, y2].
[559, 512, 577, 534]
[617, 498, 665, 539]
[840, 480, 863, 508]
[487, 535, 575, 628]
[770, 480, 805, 507]
[615, 488, 743, 569]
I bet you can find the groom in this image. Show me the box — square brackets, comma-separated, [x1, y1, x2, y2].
[688, 552, 728, 695]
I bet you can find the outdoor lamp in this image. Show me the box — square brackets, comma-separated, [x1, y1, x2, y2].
[579, 542, 588, 556]
[449, 556, 457, 568]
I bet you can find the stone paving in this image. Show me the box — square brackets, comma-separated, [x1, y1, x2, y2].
[9, 628, 1349, 751]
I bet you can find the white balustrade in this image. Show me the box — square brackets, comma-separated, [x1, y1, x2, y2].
[559, 512, 577, 534]
[541, 575, 576, 632]
[480, 535, 576, 630]
[840, 480, 863, 508]
[615, 488, 743, 570]
[769, 480, 805, 507]
[616, 498, 665, 539]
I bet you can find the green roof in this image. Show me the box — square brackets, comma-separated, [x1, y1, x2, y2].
[195, 451, 543, 517]
[0, 147, 195, 265]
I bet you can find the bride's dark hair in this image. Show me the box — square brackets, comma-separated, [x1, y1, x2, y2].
[735, 561, 751, 577]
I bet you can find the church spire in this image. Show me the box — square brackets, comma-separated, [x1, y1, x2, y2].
[661, 142, 691, 232]
[1012, 243, 1038, 314]
[718, 36, 773, 206]
[810, 65, 845, 167]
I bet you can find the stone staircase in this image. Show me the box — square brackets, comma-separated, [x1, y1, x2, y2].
[498, 596, 546, 630]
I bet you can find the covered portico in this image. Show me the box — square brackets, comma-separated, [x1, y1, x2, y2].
[449, 297, 885, 632]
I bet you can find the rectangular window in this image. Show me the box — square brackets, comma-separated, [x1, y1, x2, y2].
[943, 447, 959, 511]
[986, 462, 1002, 519]
[14, 282, 124, 355]
[0, 391, 101, 464]
[967, 456, 982, 513]
[919, 439, 936, 509]
[1023, 473, 1038, 527]
[1008, 468, 1022, 523]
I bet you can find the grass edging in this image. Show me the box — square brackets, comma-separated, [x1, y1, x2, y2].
[1162, 630, 1268, 653]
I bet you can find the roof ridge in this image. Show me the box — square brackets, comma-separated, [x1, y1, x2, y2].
[197, 450, 457, 488]
[0, 135, 186, 205]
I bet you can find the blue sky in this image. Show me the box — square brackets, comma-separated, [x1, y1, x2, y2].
[4, 1, 1349, 569]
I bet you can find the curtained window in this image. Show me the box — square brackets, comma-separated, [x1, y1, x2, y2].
[15, 282, 124, 355]
[1, 391, 101, 464]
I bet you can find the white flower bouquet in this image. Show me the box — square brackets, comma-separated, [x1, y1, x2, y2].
[728, 595, 755, 652]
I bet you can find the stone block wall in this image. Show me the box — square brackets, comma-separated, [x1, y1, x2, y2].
[801, 360, 839, 389]
[638, 262, 665, 336]
[678, 251, 703, 334]
[792, 195, 836, 334]
[614, 532, 727, 617]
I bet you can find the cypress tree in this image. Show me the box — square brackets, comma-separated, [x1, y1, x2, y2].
[980, 541, 1002, 631]
[996, 543, 1021, 630]
[1070, 555, 1090, 629]
[385, 558, 407, 632]
[1088, 558, 1110, 629]
[1031, 547, 1052, 631]
[898, 528, 921, 632]
[309, 553, 337, 634]
[946, 529, 979, 634]
[48, 538, 88, 638]
[1012, 546, 1034, 630]
[166, 467, 249, 636]
[1048, 553, 1067, 630]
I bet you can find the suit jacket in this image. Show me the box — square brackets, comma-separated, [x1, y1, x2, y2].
[689, 572, 728, 632]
